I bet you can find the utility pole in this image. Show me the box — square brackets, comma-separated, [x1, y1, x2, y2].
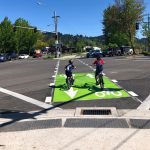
[52, 11, 61, 57]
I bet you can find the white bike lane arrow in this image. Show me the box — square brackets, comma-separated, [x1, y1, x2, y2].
[86, 73, 94, 78]
[64, 87, 78, 99]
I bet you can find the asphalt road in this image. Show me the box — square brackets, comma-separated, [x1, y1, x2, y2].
[0, 56, 150, 113]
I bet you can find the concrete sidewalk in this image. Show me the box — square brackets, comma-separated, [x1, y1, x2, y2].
[54, 53, 85, 60]
[0, 108, 150, 150]
[0, 128, 150, 150]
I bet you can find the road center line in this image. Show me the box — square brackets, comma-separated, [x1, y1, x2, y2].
[47, 60, 60, 103]
[0, 87, 53, 109]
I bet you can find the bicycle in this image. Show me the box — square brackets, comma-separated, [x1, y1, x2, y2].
[66, 76, 74, 90]
[96, 72, 104, 90]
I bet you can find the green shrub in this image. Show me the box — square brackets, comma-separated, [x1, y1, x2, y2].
[142, 51, 150, 56]
[43, 54, 54, 59]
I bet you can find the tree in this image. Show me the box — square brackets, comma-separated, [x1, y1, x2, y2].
[14, 18, 39, 54]
[76, 40, 85, 52]
[121, 0, 144, 53]
[34, 40, 48, 49]
[103, 0, 144, 53]
[0, 17, 15, 53]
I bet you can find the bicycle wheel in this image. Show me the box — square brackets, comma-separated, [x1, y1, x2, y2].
[99, 74, 104, 90]
[96, 75, 100, 85]
[66, 77, 72, 89]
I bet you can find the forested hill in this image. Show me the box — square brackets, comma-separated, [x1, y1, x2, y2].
[43, 32, 144, 51]
[43, 32, 105, 48]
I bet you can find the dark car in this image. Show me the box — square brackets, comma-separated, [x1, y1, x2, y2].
[86, 49, 103, 58]
[0, 54, 9, 62]
[102, 48, 122, 57]
[107, 48, 116, 56]
[120, 46, 133, 55]
[86, 50, 95, 58]
[7, 52, 18, 60]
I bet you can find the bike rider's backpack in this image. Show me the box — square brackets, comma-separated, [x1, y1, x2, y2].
[65, 64, 74, 72]
[65, 64, 70, 71]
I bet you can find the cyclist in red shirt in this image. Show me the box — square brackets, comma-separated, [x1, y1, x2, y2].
[93, 56, 104, 86]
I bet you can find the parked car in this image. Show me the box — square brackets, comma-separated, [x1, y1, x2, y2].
[86, 50, 94, 58]
[33, 53, 42, 58]
[18, 54, 29, 59]
[7, 52, 18, 60]
[102, 48, 122, 57]
[0, 54, 8, 62]
[86, 49, 103, 58]
[107, 48, 115, 57]
[120, 46, 133, 55]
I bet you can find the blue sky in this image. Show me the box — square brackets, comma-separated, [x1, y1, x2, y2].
[0, 0, 150, 37]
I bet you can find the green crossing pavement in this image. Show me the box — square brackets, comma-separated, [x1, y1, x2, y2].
[53, 73, 130, 102]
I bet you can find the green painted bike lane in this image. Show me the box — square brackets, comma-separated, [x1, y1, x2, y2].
[53, 73, 130, 102]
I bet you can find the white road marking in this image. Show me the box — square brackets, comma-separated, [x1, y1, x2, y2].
[0, 87, 53, 109]
[112, 79, 118, 83]
[54, 60, 60, 83]
[45, 96, 52, 103]
[47, 60, 60, 105]
[86, 73, 95, 78]
[59, 74, 66, 78]
[110, 71, 118, 74]
[128, 91, 138, 97]
[49, 83, 54, 86]
[137, 94, 150, 110]
[64, 87, 78, 99]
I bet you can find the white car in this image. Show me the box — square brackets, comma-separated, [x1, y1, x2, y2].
[18, 54, 29, 59]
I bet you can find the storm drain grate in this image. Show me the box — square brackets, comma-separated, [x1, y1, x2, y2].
[81, 109, 112, 115]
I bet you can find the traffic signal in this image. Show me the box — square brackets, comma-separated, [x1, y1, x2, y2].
[13, 27, 17, 32]
[136, 23, 139, 30]
[34, 27, 37, 33]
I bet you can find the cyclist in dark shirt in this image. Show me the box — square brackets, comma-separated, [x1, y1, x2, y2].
[93, 56, 104, 85]
[65, 59, 75, 84]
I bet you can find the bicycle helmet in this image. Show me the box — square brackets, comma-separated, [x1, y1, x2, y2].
[69, 59, 73, 64]
[97, 55, 101, 60]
